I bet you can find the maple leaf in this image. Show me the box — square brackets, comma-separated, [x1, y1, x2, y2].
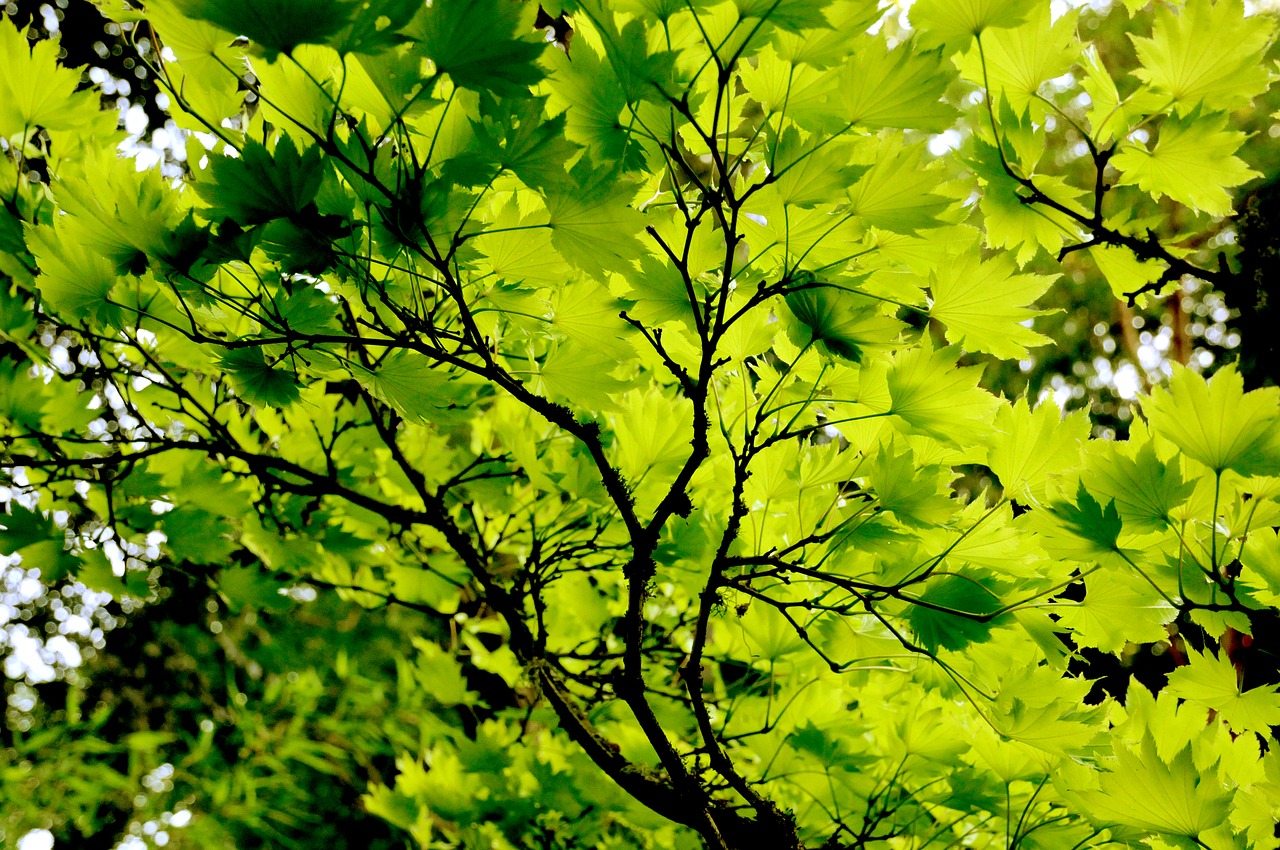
[196, 137, 325, 224]
[783, 276, 903, 362]
[1069, 738, 1232, 838]
[988, 397, 1089, 504]
[836, 36, 958, 132]
[927, 250, 1057, 359]
[1113, 108, 1259, 216]
[910, 0, 1040, 52]
[1049, 483, 1123, 554]
[174, 0, 358, 59]
[1142, 364, 1280, 475]
[1167, 648, 1280, 737]
[0, 16, 99, 133]
[221, 348, 302, 408]
[1130, 0, 1275, 113]
[24, 223, 121, 326]
[410, 0, 546, 94]
[957, 5, 1080, 115]
[884, 340, 1000, 444]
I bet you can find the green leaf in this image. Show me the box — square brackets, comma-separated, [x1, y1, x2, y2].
[846, 137, 953, 234]
[884, 341, 1000, 444]
[12, 539, 79, 585]
[970, 138, 1090, 266]
[988, 397, 1089, 504]
[410, 0, 545, 94]
[1082, 440, 1196, 532]
[0, 16, 99, 133]
[24, 223, 121, 325]
[733, 0, 834, 33]
[836, 37, 957, 132]
[910, 0, 1039, 52]
[354, 352, 475, 424]
[1142, 364, 1280, 475]
[470, 99, 579, 191]
[174, 0, 358, 59]
[957, 6, 1079, 116]
[56, 150, 185, 276]
[867, 442, 955, 527]
[1130, 0, 1275, 113]
[546, 38, 640, 169]
[1070, 738, 1232, 838]
[537, 343, 629, 411]
[335, 0, 421, 55]
[927, 250, 1056, 359]
[0, 504, 56, 554]
[196, 137, 326, 224]
[1112, 109, 1259, 216]
[410, 638, 479, 707]
[76, 550, 152, 599]
[545, 166, 646, 278]
[1055, 570, 1176, 654]
[1166, 648, 1280, 737]
[1088, 244, 1166, 301]
[221, 348, 302, 408]
[907, 572, 1005, 652]
[1048, 483, 1123, 554]
[783, 276, 902, 362]
[990, 664, 1103, 757]
[768, 128, 866, 207]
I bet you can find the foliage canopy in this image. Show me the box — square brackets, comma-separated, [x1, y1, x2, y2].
[3, 0, 1280, 848]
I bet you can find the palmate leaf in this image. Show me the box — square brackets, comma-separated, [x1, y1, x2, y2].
[956, 5, 1079, 116]
[783, 277, 902, 363]
[910, 0, 1040, 52]
[55, 149, 186, 276]
[536, 343, 630, 411]
[1167, 648, 1280, 737]
[906, 573, 1005, 652]
[468, 99, 579, 191]
[835, 36, 957, 132]
[24, 223, 121, 326]
[732, 0, 834, 33]
[1055, 570, 1177, 655]
[927, 250, 1057, 359]
[846, 137, 953, 234]
[576, 5, 680, 105]
[1082, 439, 1196, 532]
[1069, 737, 1232, 839]
[1088, 244, 1166, 301]
[884, 340, 1000, 444]
[0, 16, 99, 134]
[334, 0, 422, 55]
[970, 139, 1090, 266]
[768, 128, 865, 208]
[1131, 0, 1275, 113]
[0, 504, 53, 554]
[221, 348, 302, 408]
[1048, 483, 1123, 554]
[174, 0, 358, 59]
[195, 137, 325, 224]
[771, 1, 882, 68]
[354, 352, 477, 424]
[410, 0, 545, 94]
[1112, 109, 1259, 216]
[545, 166, 647, 278]
[867, 441, 955, 528]
[990, 664, 1103, 757]
[1141, 364, 1280, 475]
[545, 37, 640, 169]
[987, 397, 1089, 504]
